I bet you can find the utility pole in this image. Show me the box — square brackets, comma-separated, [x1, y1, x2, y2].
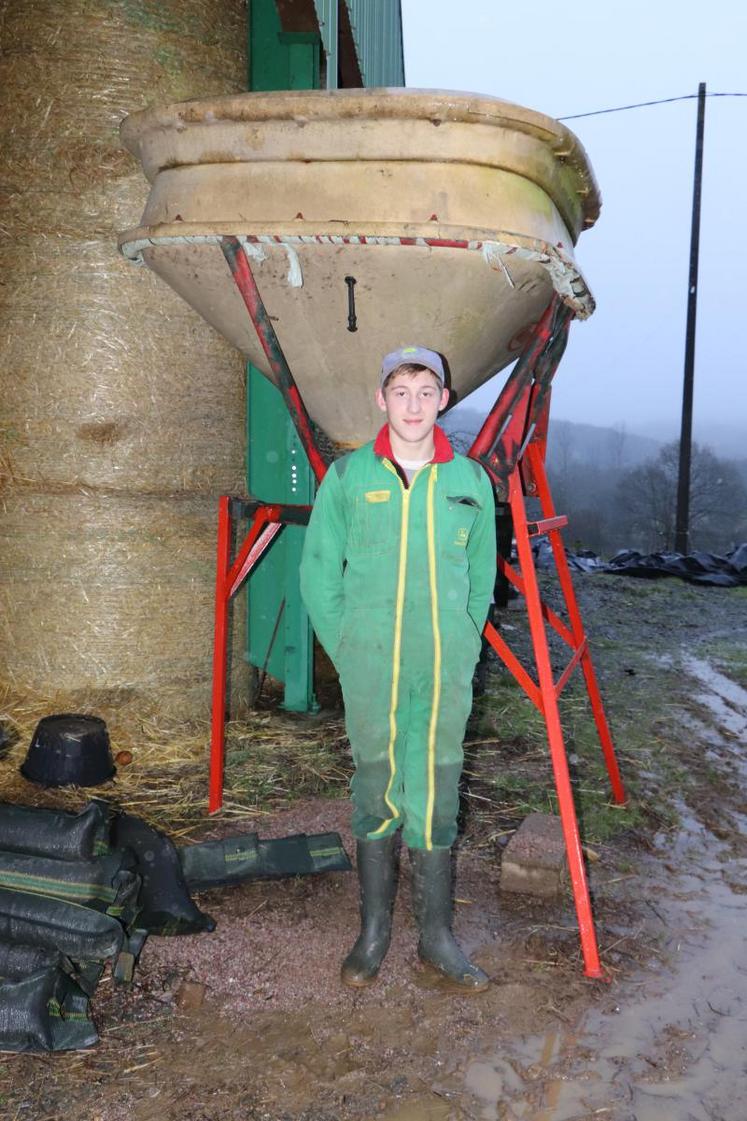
[674, 82, 706, 555]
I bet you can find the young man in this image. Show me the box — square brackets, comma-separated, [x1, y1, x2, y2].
[300, 346, 496, 991]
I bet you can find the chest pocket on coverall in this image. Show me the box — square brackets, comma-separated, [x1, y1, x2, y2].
[442, 495, 480, 562]
[350, 488, 396, 555]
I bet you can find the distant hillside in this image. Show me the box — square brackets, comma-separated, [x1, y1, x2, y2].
[632, 419, 746, 460]
[441, 408, 746, 555]
[544, 419, 661, 470]
[441, 410, 662, 468]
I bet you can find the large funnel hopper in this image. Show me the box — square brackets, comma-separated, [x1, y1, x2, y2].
[119, 89, 600, 447]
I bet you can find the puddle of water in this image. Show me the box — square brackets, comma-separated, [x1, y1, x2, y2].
[460, 659, 747, 1121]
[379, 1096, 455, 1121]
[464, 1057, 525, 1119]
[682, 654, 747, 741]
[463, 840, 747, 1119]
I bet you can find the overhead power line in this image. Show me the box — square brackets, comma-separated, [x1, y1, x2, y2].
[558, 91, 747, 121]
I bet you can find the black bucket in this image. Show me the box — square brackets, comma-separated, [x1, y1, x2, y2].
[21, 715, 116, 788]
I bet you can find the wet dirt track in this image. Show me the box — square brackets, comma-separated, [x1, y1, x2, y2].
[454, 816, 747, 1120]
[447, 657, 747, 1121]
[2, 579, 746, 1120]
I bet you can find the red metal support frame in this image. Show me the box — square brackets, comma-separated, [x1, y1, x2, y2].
[504, 464, 605, 979]
[209, 496, 233, 814]
[209, 233, 329, 812]
[209, 497, 312, 814]
[207, 270, 626, 978]
[469, 298, 570, 498]
[468, 301, 626, 979]
[524, 442, 626, 805]
[220, 236, 328, 485]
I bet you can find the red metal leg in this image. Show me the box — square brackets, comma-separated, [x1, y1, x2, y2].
[484, 618, 541, 708]
[208, 500, 310, 813]
[209, 496, 233, 814]
[221, 237, 328, 485]
[208, 513, 287, 813]
[505, 468, 605, 979]
[469, 299, 558, 463]
[466, 306, 625, 976]
[469, 299, 571, 496]
[526, 444, 626, 805]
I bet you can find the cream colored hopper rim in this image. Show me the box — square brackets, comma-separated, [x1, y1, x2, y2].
[120, 87, 601, 245]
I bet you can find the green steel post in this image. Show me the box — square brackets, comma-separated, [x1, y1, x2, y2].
[245, 2, 404, 709]
[246, 366, 317, 710]
[247, 0, 320, 711]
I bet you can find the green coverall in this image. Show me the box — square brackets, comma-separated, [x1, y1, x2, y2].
[300, 426, 496, 850]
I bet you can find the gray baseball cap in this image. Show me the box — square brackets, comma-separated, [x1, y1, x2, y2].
[380, 346, 445, 388]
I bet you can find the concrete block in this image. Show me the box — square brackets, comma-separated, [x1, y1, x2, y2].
[500, 813, 567, 898]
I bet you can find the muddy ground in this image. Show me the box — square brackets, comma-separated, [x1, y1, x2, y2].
[1, 572, 746, 1120]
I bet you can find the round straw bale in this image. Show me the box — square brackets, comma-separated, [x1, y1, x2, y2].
[0, 0, 250, 717]
[0, 239, 246, 494]
[0, 491, 249, 718]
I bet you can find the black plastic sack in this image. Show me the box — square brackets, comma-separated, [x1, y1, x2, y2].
[605, 547, 747, 587]
[0, 938, 62, 978]
[0, 937, 104, 997]
[305, 833, 352, 876]
[0, 886, 126, 963]
[0, 966, 97, 1052]
[179, 831, 352, 891]
[0, 847, 141, 927]
[0, 800, 110, 861]
[728, 543, 747, 575]
[111, 812, 215, 936]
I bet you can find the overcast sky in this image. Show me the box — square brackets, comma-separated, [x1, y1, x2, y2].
[401, 1, 744, 443]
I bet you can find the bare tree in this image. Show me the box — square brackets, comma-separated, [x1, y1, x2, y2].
[617, 441, 747, 552]
[608, 422, 628, 471]
[446, 429, 476, 455]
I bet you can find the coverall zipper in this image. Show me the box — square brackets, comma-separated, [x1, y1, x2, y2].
[373, 461, 441, 848]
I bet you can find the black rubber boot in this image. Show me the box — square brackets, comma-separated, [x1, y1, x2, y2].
[411, 847, 489, 992]
[341, 835, 397, 988]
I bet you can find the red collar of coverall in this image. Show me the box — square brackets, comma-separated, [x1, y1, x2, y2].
[373, 423, 454, 465]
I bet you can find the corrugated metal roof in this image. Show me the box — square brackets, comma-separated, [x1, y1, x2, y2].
[314, 0, 405, 89]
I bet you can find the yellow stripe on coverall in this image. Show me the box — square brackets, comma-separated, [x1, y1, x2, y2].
[424, 466, 441, 850]
[370, 460, 415, 835]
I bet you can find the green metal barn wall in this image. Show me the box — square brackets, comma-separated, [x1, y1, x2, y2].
[342, 0, 405, 87]
[247, 0, 404, 710]
[312, 1, 404, 87]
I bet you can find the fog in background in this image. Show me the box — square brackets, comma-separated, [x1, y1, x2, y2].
[402, 1, 745, 456]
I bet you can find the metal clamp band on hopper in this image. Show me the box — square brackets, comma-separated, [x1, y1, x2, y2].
[118, 88, 600, 448]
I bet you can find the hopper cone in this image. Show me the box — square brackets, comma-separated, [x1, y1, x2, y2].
[119, 89, 600, 447]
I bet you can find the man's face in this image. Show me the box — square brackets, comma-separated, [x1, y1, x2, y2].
[376, 368, 449, 448]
